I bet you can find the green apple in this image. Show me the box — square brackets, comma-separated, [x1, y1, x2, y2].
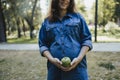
[61, 57, 71, 67]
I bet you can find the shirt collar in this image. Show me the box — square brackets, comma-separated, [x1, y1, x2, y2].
[65, 13, 73, 18]
[56, 13, 73, 21]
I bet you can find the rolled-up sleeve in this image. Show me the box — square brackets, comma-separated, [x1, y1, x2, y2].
[38, 22, 49, 56]
[80, 16, 93, 51]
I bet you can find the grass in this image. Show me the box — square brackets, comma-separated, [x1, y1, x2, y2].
[0, 50, 47, 80]
[88, 52, 120, 80]
[98, 62, 115, 70]
[7, 33, 120, 44]
[90, 27, 120, 42]
[7, 37, 38, 44]
[7, 36, 120, 44]
[0, 50, 120, 80]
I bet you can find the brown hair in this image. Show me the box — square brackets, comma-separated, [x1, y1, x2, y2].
[47, 0, 76, 22]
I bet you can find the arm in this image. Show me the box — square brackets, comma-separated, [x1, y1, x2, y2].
[76, 46, 89, 62]
[71, 15, 92, 69]
[63, 46, 89, 72]
[63, 14, 92, 72]
[38, 22, 49, 56]
[39, 22, 62, 69]
[43, 50, 62, 68]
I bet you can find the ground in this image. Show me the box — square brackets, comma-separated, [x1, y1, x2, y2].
[0, 50, 120, 80]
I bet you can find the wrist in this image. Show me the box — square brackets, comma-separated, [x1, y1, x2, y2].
[76, 55, 83, 62]
[49, 57, 55, 63]
[43, 51, 54, 62]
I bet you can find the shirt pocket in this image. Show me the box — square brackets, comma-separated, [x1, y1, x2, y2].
[45, 25, 57, 43]
[65, 21, 80, 37]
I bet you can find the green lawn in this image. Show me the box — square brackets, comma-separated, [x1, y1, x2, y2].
[7, 36, 120, 44]
[0, 50, 120, 80]
[7, 37, 38, 44]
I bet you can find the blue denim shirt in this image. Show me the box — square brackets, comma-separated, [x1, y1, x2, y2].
[39, 12, 92, 68]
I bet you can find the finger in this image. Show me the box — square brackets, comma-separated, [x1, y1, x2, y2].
[59, 61, 62, 65]
[61, 68, 70, 72]
[60, 66, 72, 72]
[57, 60, 62, 65]
[60, 66, 68, 70]
[71, 58, 78, 65]
[71, 60, 75, 66]
[55, 58, 62, 64]
[60, 66, 69, 71]
[63, 67, 72, 72]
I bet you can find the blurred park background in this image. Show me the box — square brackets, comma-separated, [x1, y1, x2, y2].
[0, 0, 120, 43]
[0, 0, 120, 80]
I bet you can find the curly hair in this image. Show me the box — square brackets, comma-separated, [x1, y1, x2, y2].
[48, 0, 76, 22]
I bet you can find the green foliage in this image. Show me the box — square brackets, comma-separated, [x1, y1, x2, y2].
[75, 0, 86, 15]
[113, 0, 120, 21]
[2, 0, 42, 39]
[7, 37, 37, 43]
[91, 0, 119, 26]
[75, 0, 86, 12]
[75, 0, 91, 23]
[98, 0, 116, 26]
[98, 62, 115, 70]
[107, 27, 120, 36]
[104, 21, 120, 37]
[0, 59, 6, 63]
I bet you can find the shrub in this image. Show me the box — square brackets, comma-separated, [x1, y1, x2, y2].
[98, 62, 115, 70]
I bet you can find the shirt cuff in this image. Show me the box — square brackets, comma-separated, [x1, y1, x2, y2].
[81, 40, 93, 51]
[40, 46, 49, 56]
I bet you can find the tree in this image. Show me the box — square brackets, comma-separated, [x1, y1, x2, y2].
[0, 0, 7, 43]
[15, 0, 40, 39]
[98, 0, 116, 26]
[75, 0, 91, 23]
[113, 0, 120, 26]
[75, 0, 86, 15]
[91, 0, 116, 26]
[2, 0, 42, 39]
[24, 0, 38, 39]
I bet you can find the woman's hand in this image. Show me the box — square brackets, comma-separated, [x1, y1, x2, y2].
[50, 58, 62, 68]
[61, 57, 81, 72]
[62, 46, 89, 72]
[50, 58, 72, 71]
[43, 51, 69, 70]
[50, 57, 82, 72]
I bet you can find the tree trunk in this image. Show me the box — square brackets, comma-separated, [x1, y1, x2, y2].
[22, 19, 26, 36]
[29, 0, 38, 39]
[16, 17, 21, 38]
[117, 18, 120, 27]
[24, 0, 38, 39]
[0, 1, 7, 43]
[6, 19, 11, 35]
